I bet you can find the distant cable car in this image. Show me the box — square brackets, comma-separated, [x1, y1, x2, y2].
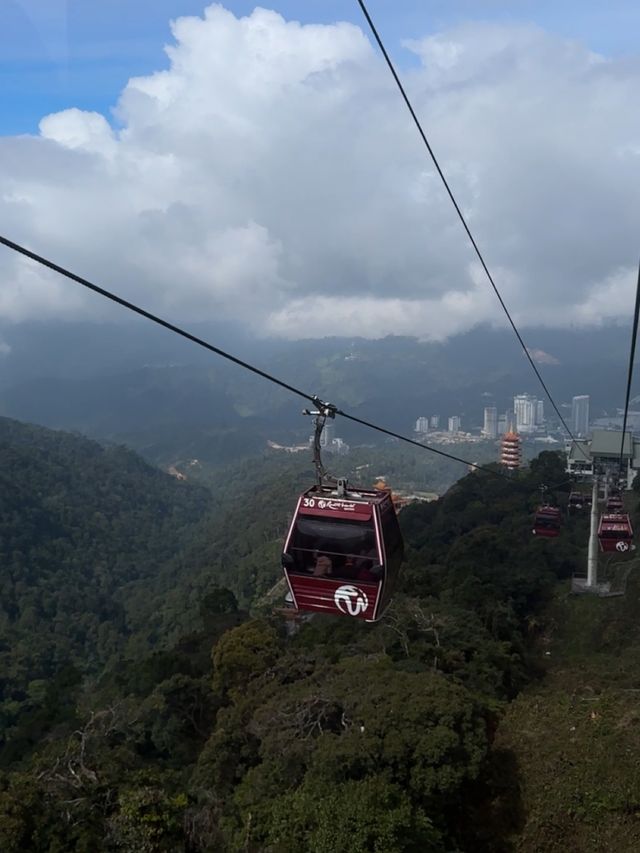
[532, 505, 562, 538]
[606, 494, 624, 513]
[281, 399, 404, 621]
[568, 491, 589, 510]
[597, 513, 634, 552]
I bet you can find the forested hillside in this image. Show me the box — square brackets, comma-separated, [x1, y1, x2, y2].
[0, 417, 212, 765]
[0, 424, 603, 852]
[496, 538, 640, 851]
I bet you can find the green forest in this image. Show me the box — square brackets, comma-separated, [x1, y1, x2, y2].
[0, 415, 637, 851]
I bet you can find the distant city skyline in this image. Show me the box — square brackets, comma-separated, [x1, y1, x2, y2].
[412, 388, 598, 445]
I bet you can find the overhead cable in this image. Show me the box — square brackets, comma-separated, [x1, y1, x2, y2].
[618, 259, 640, 478]
[0, 235, 316, 406]
[354, 0, 586, 458]
[0, 233, 512, 480]
[336, 409, 513, 479]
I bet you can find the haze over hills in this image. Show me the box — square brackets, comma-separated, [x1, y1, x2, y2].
[0, 320, 630, 468]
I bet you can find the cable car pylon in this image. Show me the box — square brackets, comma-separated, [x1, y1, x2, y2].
[586, 475, 599, 589]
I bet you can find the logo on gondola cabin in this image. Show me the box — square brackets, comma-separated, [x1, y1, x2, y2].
[317, 499, 356, 511]
[334, 585, 369, 617]
[616, 540, 630, 552]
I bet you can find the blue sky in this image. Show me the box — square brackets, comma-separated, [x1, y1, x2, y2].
[3, 0, 640, 135]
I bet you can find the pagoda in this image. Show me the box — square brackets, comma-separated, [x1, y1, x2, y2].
[500, 430, 522, 470]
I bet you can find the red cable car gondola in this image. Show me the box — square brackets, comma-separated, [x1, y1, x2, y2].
[568, 491, 590, 510]
[597, 513, 634, 552]
[281, 400, 404, 621]
[606, 495, 624, 513]
[532, 505, 562, 538]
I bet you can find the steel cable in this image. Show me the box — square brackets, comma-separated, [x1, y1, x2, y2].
[354, 0, 588, 459]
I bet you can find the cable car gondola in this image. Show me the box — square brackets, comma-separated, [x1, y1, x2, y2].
[568, 491, 590, 511]
[281, 400, 404, 621]
[532, 505, 562, 538]
[597, 513, 634, 552]
[606, 494, 624, 513]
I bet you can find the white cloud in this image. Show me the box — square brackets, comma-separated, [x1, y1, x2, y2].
[0, 6, 639, 339]
[575, 266, 637, 325]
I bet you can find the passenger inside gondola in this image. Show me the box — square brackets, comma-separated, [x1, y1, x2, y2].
[288, 517, 381, 582]
[312, 553, 333, 576]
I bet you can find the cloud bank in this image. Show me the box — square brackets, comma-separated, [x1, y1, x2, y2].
[0, 4, 639, 340]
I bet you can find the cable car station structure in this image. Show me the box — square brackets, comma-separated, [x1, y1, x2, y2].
[566, 429, 640, 596]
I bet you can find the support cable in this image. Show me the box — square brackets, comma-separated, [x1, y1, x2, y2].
[0, 233, 510, 480]
[0, 235, 316, 407]
[618, 259, 640, 479]
[336, 409, 514, 480]
[354, 0, 587, 458]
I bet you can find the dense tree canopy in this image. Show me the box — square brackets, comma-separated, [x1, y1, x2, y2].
[0, 420, 599, 850]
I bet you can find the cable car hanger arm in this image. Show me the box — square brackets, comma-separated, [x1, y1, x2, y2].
[302, 397, 338, 488]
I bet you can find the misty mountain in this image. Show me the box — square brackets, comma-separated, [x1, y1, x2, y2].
[0, 320, 631, 466]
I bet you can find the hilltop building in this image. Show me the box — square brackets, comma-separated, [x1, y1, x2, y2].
[415, 416, 429, 433]
[572, 395, 590, 437]
[448, 416, 461, 433]
[430, 415, 439, 429]
[500, 430, 522, 470]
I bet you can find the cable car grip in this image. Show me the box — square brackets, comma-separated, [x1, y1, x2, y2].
[302, 396, 339, 487]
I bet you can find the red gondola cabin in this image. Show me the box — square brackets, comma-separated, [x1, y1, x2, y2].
[532, 505, 562, 538]
[606, 495, 624, 513]
[281, 484, 404, 621]
[568, 491, 591, 510]
[598, 513, 634, 552]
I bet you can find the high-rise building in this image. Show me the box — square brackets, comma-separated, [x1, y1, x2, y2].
[536, 400, 544, 425]
[572, 395, 590, 437]
[430, 415, 440, 429]
[498, 414, 508, 435]
[500, 431, 522, 470]
[319, 421, 335, 447]
[514, 394, 538, 433]
[483, 406, 498, 439]
[448, 416, 461, 433]
[313, 422, 349, 454]
[415, 416, 430, 433]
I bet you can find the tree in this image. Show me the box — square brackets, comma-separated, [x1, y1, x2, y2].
[224, 659, 490, 850]
[267, 776, 442, 853]
[211, 620, 281, 696]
